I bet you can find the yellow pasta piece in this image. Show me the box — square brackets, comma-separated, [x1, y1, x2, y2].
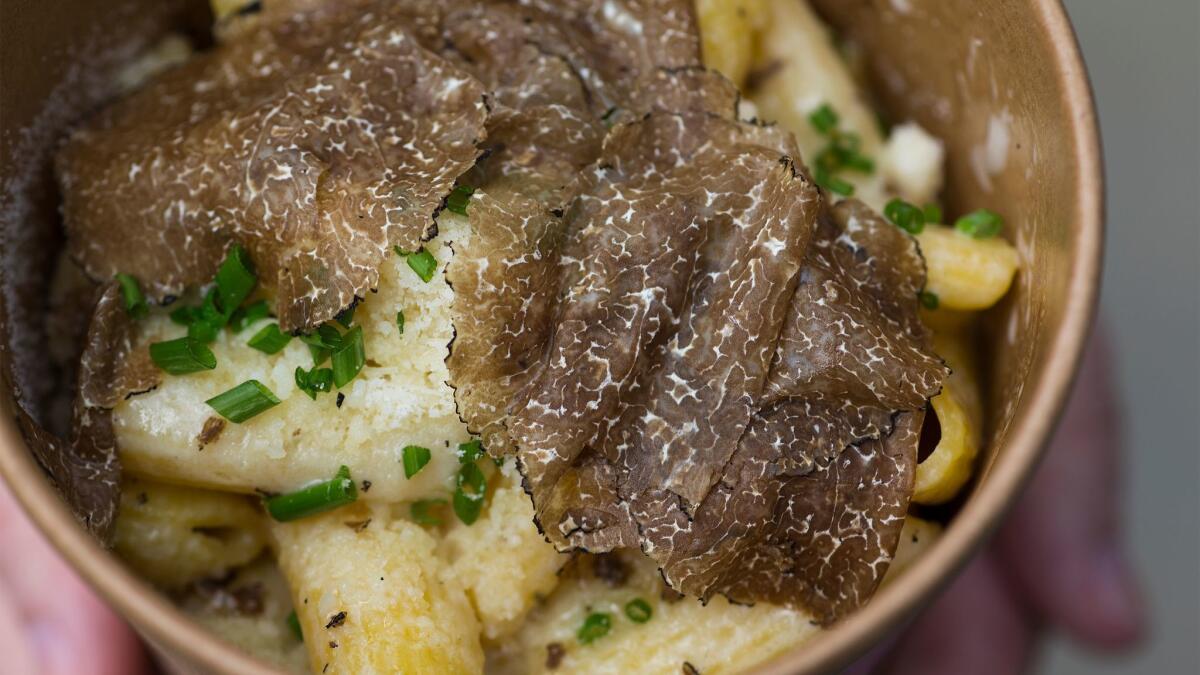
[912, 379, 980, 505]
[748, 0, 889, 207]
[917, 224, 1019, 311]
[271, 504, 483, 674]
[695, 0, 768, 89]
[209, 0, 256, 19]
[180, 558, 310, 674]
[114, 479, 267, 589]
[439, 465, 568, 643]
[488, 551, 819, 675]
[881, 515, 944, 586]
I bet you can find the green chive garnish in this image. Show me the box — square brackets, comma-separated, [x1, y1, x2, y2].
[229, 299, 270, 333]
[402, 445, 432, 479]
[405, 249, 438, 283]
[115, 273, 149, 320]
[300, 324, 343, 366]
[248, 323, 292, 354]
[215, 244, 256, 312]
[265, 465, 358, 522]
[331, 325, 365, 388]
[295, 366, 333, 400]
[577, 612, 612, 644]
[919, 290, 940, 310]
[335, 304, 356, 328]
[411, 498, 447, 526]
[922, 203, 943, 224]
[815, 167, 855, 197]
[206, 380, 280, 423]
[601, 106, 620, 128]
[954, 208, 1004, 239]
[149, 337, 217, 375]
[624, 598, 653, 623]
[446, 185, 475, 217]
[395, 309, 405, 335]
[453, 462, 486, 525]
[187, 320, 220, 344]
[884, 198, 926, 235]
[808, 104, 839, 135]
[458, 439, 484, 464]
[286, 610, 303, 642]
[170, 305, 199, 326]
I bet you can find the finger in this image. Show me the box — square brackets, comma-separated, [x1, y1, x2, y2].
[995, 330, 1145, 648]
[0, 485, 150, 675]
[874, 552, 1038, 675]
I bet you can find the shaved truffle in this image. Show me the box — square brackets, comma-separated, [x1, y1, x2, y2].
[57, 4, 488, 331]
[17, 282, 158, 542]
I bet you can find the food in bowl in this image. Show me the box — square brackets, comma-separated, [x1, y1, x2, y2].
[31, 0, 1020, 671]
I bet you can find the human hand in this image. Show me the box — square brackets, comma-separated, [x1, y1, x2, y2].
[854, 329, 1146, 674]
[0, 484, 149, 675]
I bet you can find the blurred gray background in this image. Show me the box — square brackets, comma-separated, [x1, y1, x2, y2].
[1044, 1, 1199, 673]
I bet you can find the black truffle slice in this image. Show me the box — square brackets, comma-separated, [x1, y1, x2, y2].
[507, 108, 820, 547]
[17, 281, 159, 543]
[56, 4, 488, 331]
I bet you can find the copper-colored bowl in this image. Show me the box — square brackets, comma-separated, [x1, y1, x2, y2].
[0, 0, 1101, 673]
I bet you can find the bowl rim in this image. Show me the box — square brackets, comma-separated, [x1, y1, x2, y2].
[0, 0, 1103, 672]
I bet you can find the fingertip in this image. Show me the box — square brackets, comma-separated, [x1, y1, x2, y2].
[1079, 546, 1147, 648]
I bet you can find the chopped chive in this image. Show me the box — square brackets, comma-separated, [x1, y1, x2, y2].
[405, 249, 438, 283]
[576, 612, 612, 644]
[446, 185, 475, 217]
[335, 304, 357, 329]
[248, 323, 292, 354]
[954, 208, 1004, 239]
[149, 337, 217, 375]
[453, 462, 486, 525]
[808, 103, 839, 136]
[215, 244, 256, 312]
[411, 498, 447, 526]
[815, 167, 855, 197]
[295, 366, 333, 400]
[624, 598, 653, 623]
[229, 299, 270, 333]
[402, 445, 432, 479]
[115, 273, 149, 320]
[170, 305, 199, 326]
[286, 611, 303, 642]
[265, 465, 357, 522]
[187, 319, 220, 344]
[919, 290, 940, 310]
[922, 203, 943, 225]
[884, 198, 926, 235]
[395, 309, 405, 335]
[206, 380, 280, 423]
[331, 325, 365, 388]
[458, 439, 484, 464]
[300, 324, 342, 366]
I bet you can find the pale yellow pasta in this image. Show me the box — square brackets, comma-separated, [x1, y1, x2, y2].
[912, 380, 980, 505]
[748, 0, 889, 207]
[489, 551, 820, 675]
[114, 479, 267, 589]
[439, 465, 568, 643]
[180, 558, 310, 674]
[695, 0, 768, 89]
[114, 215, 474, 503]
[271, 504, 484, 674]
[881, 515, 944, 586]
[917, 224, 1020, 311]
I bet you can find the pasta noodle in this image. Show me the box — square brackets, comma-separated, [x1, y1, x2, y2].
[114, 478, 267, 589]
[271, 503, 485, 673]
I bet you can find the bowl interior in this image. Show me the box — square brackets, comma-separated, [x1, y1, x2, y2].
[0, 1, 1101, 673]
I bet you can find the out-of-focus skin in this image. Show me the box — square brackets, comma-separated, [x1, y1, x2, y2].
[0, 329, 1142, 674]
[0, 486, 148, 675]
